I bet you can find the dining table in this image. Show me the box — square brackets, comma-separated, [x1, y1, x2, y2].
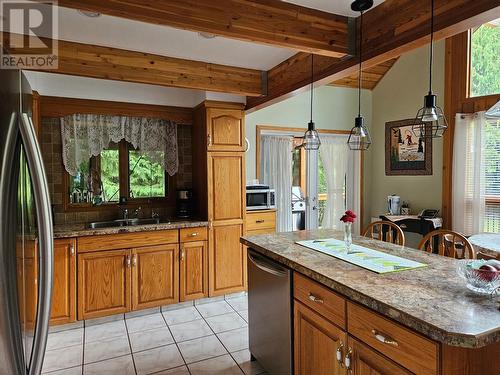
[468, 233, 500, 259]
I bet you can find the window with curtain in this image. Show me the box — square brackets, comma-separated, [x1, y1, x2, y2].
[452, 112, 500, 234]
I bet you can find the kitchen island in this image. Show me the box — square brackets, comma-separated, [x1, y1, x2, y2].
[241, 229, 500, 375]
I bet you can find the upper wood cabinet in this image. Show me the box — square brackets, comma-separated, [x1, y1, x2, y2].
[294, 300, 347, 375]
[180, 240, 208, 301]
[348, 336, 412, 375]
[207, 108, 245, 152]
[50, 238, 76, 325]
[208, 152, 245, 222]
[78, 249, 131, 320]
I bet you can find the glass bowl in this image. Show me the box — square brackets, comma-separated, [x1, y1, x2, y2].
[456, 260, 500, 295]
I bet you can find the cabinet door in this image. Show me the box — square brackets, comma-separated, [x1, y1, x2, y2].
[132, 245, 179, 310]
[180, 241, 208, 301]
[207, 152, 245, 222]
[50, 238, 76, 325]
[348, 336, 412, 375]
[209, 223, 246, 296]
[78, 250, 131, 320]
[294, 301, 347, 375]
[207, 108, 244, 151]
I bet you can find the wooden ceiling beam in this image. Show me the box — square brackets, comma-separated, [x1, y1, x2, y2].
[52, 0, 351, 58]
[329, 58, 399, 90]
[6, 35, 264, 96]
[247, 0, 500, 111]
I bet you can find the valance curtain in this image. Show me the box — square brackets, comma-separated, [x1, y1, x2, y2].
[60, 114, 178, 176]
[452, 112, 487, 235]
[319, 136, 349, 230]
[260, 135, 293, 232]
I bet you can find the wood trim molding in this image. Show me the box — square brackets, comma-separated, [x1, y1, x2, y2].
[255, 124, 364, 228]
[247, 0, 500, 111]
[52, 0, 350, 58]
[442, 32, 500, 229]
[40, 96, 193, 124]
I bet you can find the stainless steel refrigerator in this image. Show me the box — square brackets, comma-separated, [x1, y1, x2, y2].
[0, 69, 54, 375]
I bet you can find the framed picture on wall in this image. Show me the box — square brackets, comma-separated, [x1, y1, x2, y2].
[385, 119, 432, 175]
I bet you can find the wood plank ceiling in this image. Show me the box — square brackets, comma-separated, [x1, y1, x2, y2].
[329, 58, 399, 90]
[26, 0, 500, 105]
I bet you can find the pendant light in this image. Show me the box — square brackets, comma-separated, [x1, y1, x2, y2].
[348, 0, 373, 151]
[411, 0, 447, 138]
[297, 54, 321, 150]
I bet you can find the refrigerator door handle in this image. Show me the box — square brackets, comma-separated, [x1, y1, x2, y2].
[19, 113, 54, 375]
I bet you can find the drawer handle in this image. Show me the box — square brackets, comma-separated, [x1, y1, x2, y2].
[372, 330, 399, 347]
[255, 219, 265, 223]
[344, 347, 352, 370]
[308, 293, 324, 304]
[132, 254, 137, 267]
[188, 232, 198, 237]
[336, 341, 344, 367]
[125, 255, 131, 268]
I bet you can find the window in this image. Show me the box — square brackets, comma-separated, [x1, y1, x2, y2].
[484, 119, 500, 232]
[67, 140, 169, 207]
[470, 18, 500, 97]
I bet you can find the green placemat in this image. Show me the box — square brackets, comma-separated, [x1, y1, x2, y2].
[296, 238, 426, 274]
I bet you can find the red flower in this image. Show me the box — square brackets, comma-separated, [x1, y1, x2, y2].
[340, 210, 357, 223]
[345, 210, 357, 219]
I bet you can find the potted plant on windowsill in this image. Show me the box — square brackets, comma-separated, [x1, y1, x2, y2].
[340, 210, 357, 250]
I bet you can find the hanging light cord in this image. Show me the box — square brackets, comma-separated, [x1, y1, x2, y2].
[310, 53, 314, 123]
[428, 0, 434, 94]
[358, 10, 363, 118]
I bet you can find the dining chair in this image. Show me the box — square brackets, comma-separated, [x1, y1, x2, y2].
[363, 221, 405, 246]
[417, 229, 476, 259]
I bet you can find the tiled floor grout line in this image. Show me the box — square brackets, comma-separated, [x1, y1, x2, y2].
[160, 310, 193, 375]
[81, 321, 86, 375]
[194, 301, 246, 374]
[123, 319, 139, 375]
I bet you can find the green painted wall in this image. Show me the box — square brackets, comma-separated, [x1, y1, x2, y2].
[368, 41, 445, 221]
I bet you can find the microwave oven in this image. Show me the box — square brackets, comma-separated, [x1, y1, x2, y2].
[246, 185, 276, 211]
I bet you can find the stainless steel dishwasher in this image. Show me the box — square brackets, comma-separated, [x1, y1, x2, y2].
[248, 250, 292, 375]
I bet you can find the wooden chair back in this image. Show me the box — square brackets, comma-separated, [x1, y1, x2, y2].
[417, 229, 476, 259]
[363, 221, 405, 246]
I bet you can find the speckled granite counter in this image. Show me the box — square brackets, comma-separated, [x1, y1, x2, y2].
[54, 220, 208, 238]
[241, 229, 500, 349]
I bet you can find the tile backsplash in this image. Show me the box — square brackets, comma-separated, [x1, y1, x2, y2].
[41, 117, 193, 225]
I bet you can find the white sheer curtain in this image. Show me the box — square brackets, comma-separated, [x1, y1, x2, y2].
[319, 136, 349, 230]
[60, 114, 178, 176]
[452, 112, 486, 235]
[261, 135, 293, 232]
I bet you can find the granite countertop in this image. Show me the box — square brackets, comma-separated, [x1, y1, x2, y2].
[54, 220, 208, 238]
[241, 229, 500, 349]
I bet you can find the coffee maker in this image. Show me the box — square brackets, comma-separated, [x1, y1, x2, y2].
[176, 189, 193, 218]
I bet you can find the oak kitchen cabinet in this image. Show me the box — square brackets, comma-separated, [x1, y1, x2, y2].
[293, 272, 438, 375]
[76, 230, 180, 320]
[193, 101, 247, 296]
[50, 238, 76, 325]
[180, 227, 208, 301]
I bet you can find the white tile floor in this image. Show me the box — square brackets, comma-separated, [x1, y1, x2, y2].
[42, 295, 266, 375]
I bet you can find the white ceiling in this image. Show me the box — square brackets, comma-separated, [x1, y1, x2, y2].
[284, 0, 385, 17]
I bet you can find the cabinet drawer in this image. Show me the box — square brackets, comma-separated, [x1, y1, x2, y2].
[78, 230, 178, 252]
[246, 228, 275, 236]
[293, 273, 346, 329]
[180, 227, 208, 242]
[347, 302, 438, 375]
[246, 211, 276, 231]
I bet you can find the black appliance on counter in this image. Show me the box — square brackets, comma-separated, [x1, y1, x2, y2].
[176, 189, 193, 218]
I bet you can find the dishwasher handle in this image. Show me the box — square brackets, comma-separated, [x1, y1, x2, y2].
[248, 252, 288, 278]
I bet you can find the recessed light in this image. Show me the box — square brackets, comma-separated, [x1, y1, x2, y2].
[198, 32, 217, 39]
[77, 10, 101, 18]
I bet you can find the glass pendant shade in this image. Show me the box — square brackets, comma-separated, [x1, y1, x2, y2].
[303, 121, 321, 150]
[411, 93, 448, 138]
[348, 116, 371, 150]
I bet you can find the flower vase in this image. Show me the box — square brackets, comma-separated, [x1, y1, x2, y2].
[344, 222, 352, 251]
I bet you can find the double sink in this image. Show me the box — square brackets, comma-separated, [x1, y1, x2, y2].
[88, 217, 161, 229]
